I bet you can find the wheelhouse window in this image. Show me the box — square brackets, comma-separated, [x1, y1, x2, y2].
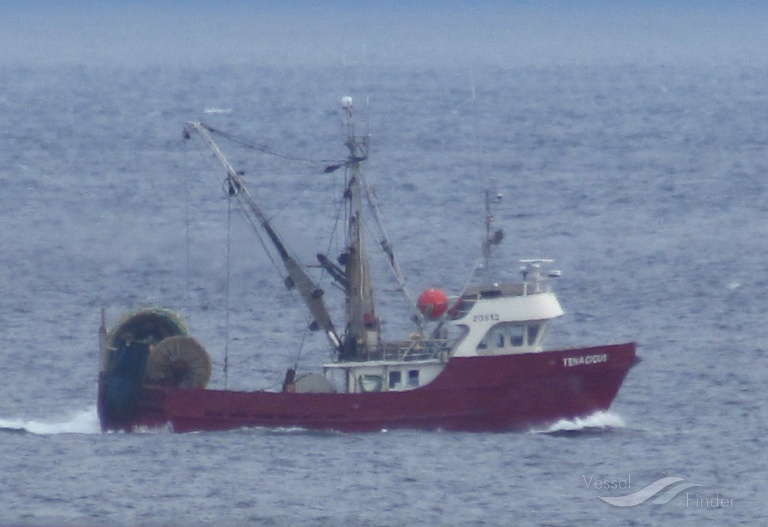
[487, 327, 505, 349]
[476, 322, 545, 352]
[359, 374, 382, 392]
[388, 371, 401, 389]
[527, 324, 541, 345]
[408, 370, 420, 387]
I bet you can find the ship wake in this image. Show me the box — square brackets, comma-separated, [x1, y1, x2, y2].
[0, 406, 100, 435]
[530, 411, 626, 436]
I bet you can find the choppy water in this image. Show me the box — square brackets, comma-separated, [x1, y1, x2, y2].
[1, 61, 766, 525]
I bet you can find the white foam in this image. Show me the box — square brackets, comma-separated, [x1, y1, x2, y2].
[532, 411, 626, 434]
[0, 406, 100, 435]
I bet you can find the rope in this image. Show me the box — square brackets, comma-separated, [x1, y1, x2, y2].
[359, 170, 419, 319]
[183, 143, 192, 300]
[202, 123, 344, 170]
[231, 191, 286, 280]
[224, 192, 232, 389]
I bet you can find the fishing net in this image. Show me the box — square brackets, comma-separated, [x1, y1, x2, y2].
[107, 308, 188, 349]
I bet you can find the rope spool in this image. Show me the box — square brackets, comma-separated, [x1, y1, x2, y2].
[145, 336, 212, 389]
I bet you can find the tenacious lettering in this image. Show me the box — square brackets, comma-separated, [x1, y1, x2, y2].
[562, 354, 608, 367]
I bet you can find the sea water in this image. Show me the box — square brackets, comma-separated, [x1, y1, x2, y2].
[1, 59, 766, 525]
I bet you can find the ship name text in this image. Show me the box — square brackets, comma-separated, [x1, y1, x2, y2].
[563, 354, 608, 367]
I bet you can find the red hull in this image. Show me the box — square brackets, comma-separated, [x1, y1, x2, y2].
[99, 343, 636, 433]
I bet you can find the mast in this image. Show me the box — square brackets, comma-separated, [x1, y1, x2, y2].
[339, 97, 378, 360]
[482, 189, 505, 284]
[184, 122, 342, 352]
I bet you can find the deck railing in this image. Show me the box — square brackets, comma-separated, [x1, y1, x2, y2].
[355, 338, 454, 363]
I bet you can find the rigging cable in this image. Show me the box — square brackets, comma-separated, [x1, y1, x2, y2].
[230, 189, 287, 281]
[358, 171, 419, 322]
[183, 141, 192, 299]
[226, 177, 329, 371]
[186, 134, 235, 386]
[190, 128, 288, 283]
[188, 128, 318, 386]
[202, 123, 344, 171]
[224, 189, 233, 389]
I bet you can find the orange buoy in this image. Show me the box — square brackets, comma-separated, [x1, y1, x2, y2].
[417, 288, 449, 320]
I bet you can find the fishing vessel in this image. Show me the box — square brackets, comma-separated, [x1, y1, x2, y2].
[97, 97, 637, 433]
